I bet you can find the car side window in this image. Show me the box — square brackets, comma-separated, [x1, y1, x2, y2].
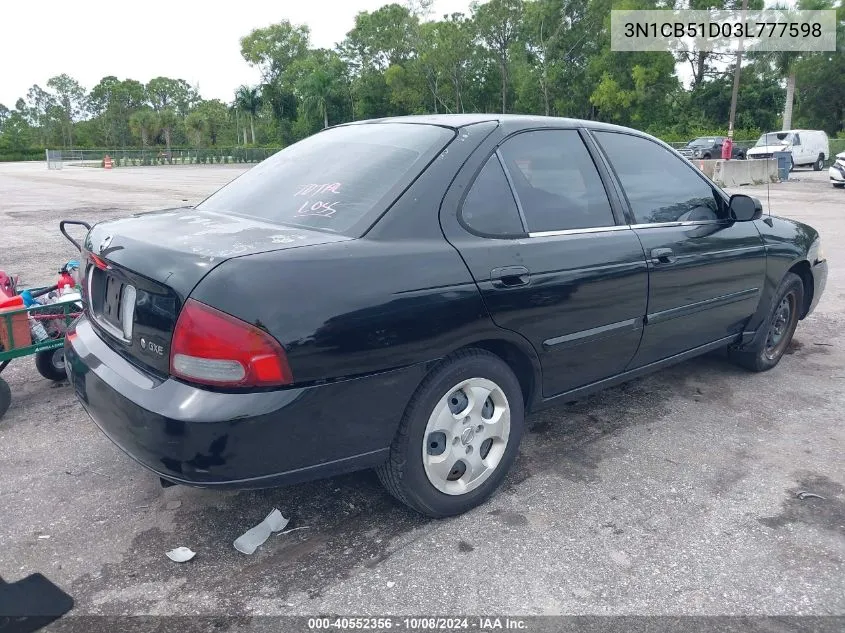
[460, 154, 526, 237]
[497, 130, 616, 232]
[594, 131, 724, 225]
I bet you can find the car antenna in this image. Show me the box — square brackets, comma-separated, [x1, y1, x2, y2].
[767, 157, 772, 217]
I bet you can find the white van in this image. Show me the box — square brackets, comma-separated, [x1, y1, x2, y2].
[747, 129, 830, 171]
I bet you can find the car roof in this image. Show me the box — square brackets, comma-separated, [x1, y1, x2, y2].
[344, 113, 643, 135]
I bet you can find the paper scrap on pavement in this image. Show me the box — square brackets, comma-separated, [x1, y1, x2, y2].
[166, 547, 196, 563]
[234, 509, 289, 555]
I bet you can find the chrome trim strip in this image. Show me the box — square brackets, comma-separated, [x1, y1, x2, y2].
[544, 317, 642, 349]
[646, 288, 759, 325]
[92, 312, 129, 343]
[630, 220, 725, 229]
[527, 219, 730, 237]
[529, 225, 629, 238]
[88, 267, 132, 344]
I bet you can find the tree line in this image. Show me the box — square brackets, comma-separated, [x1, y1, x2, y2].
[1, 0, 842, 160]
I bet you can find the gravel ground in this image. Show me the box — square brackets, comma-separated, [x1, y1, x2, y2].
[0, 162, 842, 619]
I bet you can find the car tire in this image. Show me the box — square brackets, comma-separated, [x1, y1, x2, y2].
[35, 348, 68, 382]
[813, 155, 825, 171]
[729, 273, 804, 372]
[834, 183, 845, 189]
[702, 153, 711, 159]
[376, 348, 524, 518]
[0, 377, 11, 421]
[737, 152, 746, 160]
[789, 156, 795, 172]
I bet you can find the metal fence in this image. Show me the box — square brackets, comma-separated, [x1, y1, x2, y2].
[46, 147, 281, 169]
[43, 138, 845, 170]
[668, 139, 759, 151]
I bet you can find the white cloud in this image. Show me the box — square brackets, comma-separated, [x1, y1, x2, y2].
[1, 0, 472, 108]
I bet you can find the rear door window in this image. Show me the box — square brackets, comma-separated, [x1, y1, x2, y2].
[197, 123, 455, 237]
[460, 155, 526, 237]
[497, 130, 616, 233]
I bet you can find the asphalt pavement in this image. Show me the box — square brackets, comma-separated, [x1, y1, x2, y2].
[0, 163, 842, 618]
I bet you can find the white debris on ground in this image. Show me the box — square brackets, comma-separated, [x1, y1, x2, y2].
[233, 509, 289, 555]
[165, 547, 196, 563]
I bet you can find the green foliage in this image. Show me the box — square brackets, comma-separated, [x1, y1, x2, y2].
[2, 0, 843, 160]
[240, 21, 311, 82]
[128, 108, 159, 147]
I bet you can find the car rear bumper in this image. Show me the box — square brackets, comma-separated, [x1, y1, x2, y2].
[65, 316, 427, 489]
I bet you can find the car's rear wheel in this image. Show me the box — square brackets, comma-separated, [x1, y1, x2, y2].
[377, 349, 524, 518]
[813, 155, 825, 171]
[729, 273, 803, 372]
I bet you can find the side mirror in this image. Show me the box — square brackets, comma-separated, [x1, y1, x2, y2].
[729, 194, 763, 221]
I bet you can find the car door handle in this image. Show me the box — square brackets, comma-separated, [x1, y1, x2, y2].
[491, 266, 530, 288]
[650, 248, 675, 264]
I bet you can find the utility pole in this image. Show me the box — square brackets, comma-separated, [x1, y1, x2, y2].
[727, 0, 750, 139]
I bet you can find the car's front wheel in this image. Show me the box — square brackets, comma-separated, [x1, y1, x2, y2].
[377, 349, 524, 518]
[729, 273, 804, 372]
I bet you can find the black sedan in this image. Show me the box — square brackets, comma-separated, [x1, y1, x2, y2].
[65, 115, 828, 518]
[678, 136, 746, 160]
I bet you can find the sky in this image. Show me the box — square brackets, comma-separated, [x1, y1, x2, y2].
[0, 0, 473, 109]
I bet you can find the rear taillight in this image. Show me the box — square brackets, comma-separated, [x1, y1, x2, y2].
[170, 299, 293, 388]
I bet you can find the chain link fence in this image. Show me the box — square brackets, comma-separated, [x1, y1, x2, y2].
[45, 147, 281, 169]
[42, 138, 845, 170]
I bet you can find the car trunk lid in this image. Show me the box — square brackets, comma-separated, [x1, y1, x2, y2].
[82, 207, 351, 375]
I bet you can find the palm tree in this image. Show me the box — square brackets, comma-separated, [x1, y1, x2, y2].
[300, 69, 333, 129]
[129, 108, 159, 147]
[158, 108, 178, 152]
[234, 85, 261, 144]
[766, 0, 835, 130]
[186, 111, 205, 146]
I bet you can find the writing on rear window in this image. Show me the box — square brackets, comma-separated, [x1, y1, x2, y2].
[296, 200, 341, 218]
[294, 182, 343, 219]
[196, 123, 454, 237]
[295, 183, 343, 197]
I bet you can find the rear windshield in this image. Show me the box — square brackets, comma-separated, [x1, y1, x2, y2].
[196, 123, 455, 236]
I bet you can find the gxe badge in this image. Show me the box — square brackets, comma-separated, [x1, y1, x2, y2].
[139, 337, 165, 357]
